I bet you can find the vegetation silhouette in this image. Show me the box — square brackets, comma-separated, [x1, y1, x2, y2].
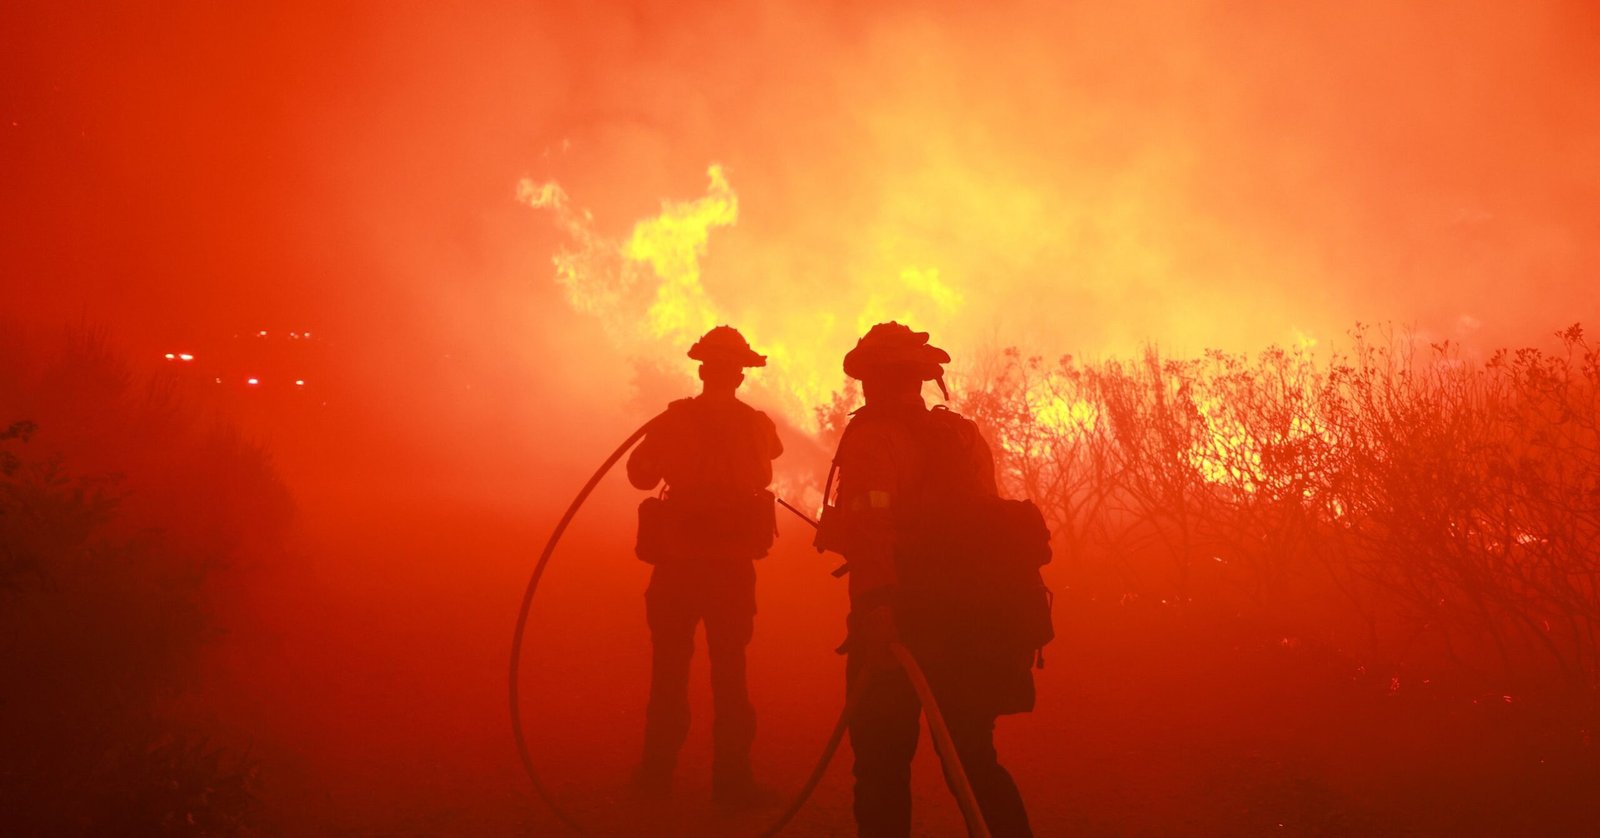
[1, 325, 291, 835]
[942, 323, 1599, 710]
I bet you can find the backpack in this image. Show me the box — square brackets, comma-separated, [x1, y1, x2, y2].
[894, 407, 1053, 654]
[824, 405, 1054, 713]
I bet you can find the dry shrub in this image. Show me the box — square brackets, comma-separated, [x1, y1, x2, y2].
[961, 325, 1600, 706]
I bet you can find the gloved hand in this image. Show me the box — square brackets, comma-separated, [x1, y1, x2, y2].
[854, 603, 899, 670]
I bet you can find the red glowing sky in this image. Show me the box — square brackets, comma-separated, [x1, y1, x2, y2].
[6, 1, 1599, 433]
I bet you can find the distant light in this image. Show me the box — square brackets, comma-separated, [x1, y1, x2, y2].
[289, 331, 299, 339]
[294, 379, 305, 386]
[164, 353, 175, 360]
[247, 377, 260, 385]
[303, 331, 311, 338]
[178, 353, 194, 361]
[214, 377, 222, 384]
[257, 330, 268, 337]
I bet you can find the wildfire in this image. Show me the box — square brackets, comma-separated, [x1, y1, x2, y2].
[520, 165, 968, 430]
[521, 162, 1341, 504]
[1032, 395, 1098, 436]
[1188, 394, 1263, 490]
[977, 344, 1345, 500]
[624, 166, 738, 339]
[518, 166, 1431, 514]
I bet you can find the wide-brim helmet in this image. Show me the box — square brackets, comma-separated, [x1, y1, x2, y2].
[843, 321, 950, 382]
[688, 325, 767, 368]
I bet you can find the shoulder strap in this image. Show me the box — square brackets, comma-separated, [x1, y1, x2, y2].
[822, 414, 867, 507]
[822, 432, 845, 507]
[914, 406, 982, 495]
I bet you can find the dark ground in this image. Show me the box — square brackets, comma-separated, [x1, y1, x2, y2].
[192, 448, 1598, 837]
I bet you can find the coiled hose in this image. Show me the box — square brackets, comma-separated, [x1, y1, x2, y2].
[509, 417, 659, 836]
[509, 417, 991, 837]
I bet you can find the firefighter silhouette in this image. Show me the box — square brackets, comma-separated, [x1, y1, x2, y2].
[821, 322, 1040, 837]
[626, 326, 783, 806]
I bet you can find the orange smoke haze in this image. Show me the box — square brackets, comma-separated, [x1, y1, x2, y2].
[9, 1, 1600, 442]
[509, 1, 1600, 438]
[5, 1, 1600, 833]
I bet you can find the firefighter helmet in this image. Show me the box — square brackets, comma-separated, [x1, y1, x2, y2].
[688, 325, 767, 368]
[843, 321, 950, 381]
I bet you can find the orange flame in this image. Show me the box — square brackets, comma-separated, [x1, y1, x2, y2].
[520, 165, 968, 430]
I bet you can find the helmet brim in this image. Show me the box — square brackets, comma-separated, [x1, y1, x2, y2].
[688, 346, 768, 368]
[842, 343, 950, 381]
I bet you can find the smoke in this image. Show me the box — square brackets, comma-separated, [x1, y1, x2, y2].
[508, 0, 1600, 426]
[10, 0, 1598, 436]
[6, 2, 1599, 831]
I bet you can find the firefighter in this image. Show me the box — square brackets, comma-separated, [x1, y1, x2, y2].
[625, 325, 783, 807]
[825, 322, 1035, 837]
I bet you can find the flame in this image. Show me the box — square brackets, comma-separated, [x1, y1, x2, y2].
[988, 347, 1339, 499]
[1187, 394, 1264, 490]
[624, 166, 738, 339]
[520, 165, 967, 430]
[519, 165, 737, 348]
[1185, 386, 1338, 497]
[1033, 395, 1098, 435]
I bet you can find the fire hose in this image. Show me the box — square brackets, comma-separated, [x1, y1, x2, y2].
[510, 417, 992, 837]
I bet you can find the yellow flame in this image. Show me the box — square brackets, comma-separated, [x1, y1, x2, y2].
[1034, 395, 1098, 434]
[625, 165, 739, 341]
[1189, 395, 1262, 490]
[1185, 392, 1336, 496]
[517, 165, 738, 353]
[522, 165, 967, 431]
